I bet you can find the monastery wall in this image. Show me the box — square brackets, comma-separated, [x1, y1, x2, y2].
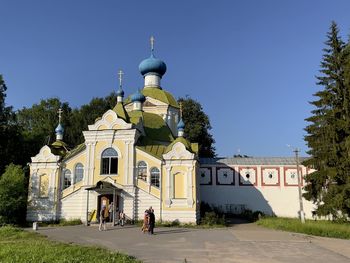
[199, 164, 316, 218]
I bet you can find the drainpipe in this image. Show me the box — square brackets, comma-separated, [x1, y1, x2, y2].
[159, 161, 164, 222]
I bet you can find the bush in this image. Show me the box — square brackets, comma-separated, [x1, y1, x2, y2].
[0, 164, 27, 225]
[201, 211, 225, 226]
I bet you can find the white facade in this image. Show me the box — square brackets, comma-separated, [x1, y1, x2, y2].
[199, 157, 316, 218]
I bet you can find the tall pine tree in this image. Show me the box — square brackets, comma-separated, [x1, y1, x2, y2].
[304, 22, 350, 218]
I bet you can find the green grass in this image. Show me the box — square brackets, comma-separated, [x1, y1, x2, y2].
[257, 217, 350, 239]
[0, 226, 141, 263]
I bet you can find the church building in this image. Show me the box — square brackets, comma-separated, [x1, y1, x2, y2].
[26, 39, 315, 224]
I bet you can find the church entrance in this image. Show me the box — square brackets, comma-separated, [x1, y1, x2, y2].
[86, 181, 121, 225]
[97, 194, 120, 222]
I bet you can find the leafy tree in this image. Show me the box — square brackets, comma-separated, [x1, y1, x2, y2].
[178, 97, 215, 157]
[0, 75, 23, 175]
[65, 92, 118, 146]
[0, 164, 27, 225]
[304, 22, 350, 218]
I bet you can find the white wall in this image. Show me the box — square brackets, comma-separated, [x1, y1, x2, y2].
[199, 165, 316, 218]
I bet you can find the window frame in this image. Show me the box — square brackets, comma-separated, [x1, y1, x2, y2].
[63, 169, 72, 189]
[100, 148, 118, 175]
[74, 163, 84, 183]
[150, 167, 160, 188]
[137, 161, 148, 181]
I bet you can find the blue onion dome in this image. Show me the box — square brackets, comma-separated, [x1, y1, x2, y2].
[55, 123, 64, 134]
[177, 118, 185, 131]
[139, 53, 167, 77]
[116, 87, 124, 97]
[131, 89, 146, 103]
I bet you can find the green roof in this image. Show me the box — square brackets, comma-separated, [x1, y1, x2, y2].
[113, 102, 129, 122]
[50, 140, 68, 156]
[136, 136, 168, 159]
[129, 111, 174, 142]
[63, 143, 86, 161]
[125, 87, 179, 108]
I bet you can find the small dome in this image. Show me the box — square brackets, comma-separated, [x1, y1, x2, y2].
[55, 123, 64, 134]
[131, 89, 146, 103]
[116, 87, 124, 97]
[139, 53, 167, 77]
[177, 119, 185, 131]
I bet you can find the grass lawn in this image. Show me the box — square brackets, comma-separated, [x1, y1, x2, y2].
[257, 217, 350, 239]
[0, 226, 141, 263]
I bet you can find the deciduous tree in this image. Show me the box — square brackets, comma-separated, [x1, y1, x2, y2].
[178, 97, 216, 157]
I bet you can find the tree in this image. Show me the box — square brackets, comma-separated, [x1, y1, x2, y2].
[304, 22, 350, 218]
[0, 75, 23, 175]
[178, 97, 216, 157]
[65, 92, 118, 146]
[16, 98, 71, 159]
[0, 164, 27, 224]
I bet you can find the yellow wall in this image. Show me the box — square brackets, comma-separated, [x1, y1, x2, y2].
[161, 163, 197, 211]
[64, 152, 86, 177]
[135, 149, 161, 197]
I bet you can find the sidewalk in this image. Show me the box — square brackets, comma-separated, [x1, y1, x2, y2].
[32, 223, 350, 263]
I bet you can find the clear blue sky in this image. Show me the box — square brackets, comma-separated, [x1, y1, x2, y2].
[1, 0, 350, 157]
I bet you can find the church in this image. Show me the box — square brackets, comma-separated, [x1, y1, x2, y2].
[26, 39, 315, 224]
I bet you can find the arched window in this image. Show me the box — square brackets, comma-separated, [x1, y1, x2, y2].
[150, 167, 160, 188]
[137, 161, 147, 181]
[101, 148, 118, 175]
[74, 163, 84, 183]
[64, 169, 72, 189]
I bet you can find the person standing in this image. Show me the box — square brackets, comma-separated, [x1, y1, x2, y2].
[148, 207, 155, 235]
[108, 202, 114, 222]
[99, 206, 107, 231]
[142, 209, 149, 233]
[119, 210, 125, 226]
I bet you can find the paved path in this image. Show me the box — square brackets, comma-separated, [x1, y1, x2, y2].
[31, 223, 350, 263]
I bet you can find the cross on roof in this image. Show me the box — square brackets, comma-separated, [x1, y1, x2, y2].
[57, 108, 63, 124]
[118, 69, 124, 88]
[179, 102, 183, 117]
[150, 36, 155, 52]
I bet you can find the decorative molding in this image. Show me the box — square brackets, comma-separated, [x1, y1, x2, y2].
[31, 145, 60, 163]
[283, 167, 303, 187]
[261, 167, 280, 186]
[216, 167, 235, 186]
[199, 167, 212, 185]
[238, 167, 257, 186]
[162, 142, 195, 160]
[88, 109, 132, 131]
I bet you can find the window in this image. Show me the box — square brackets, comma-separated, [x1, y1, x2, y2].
[137, 161, 147, 181]
[64, 169, 72, 189]
[150, 167, 160, 188]
[74, 163, 84, 183]
[101, 148, 118, 175]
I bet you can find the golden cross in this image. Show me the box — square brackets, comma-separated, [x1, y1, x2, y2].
[150, 36, 155, 52]
[118, 70, 124, 87]
[179, 102, 183, 118]
[57, 108, 63, 123]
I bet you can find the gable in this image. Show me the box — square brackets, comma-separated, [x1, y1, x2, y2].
[88, 109, 132, 131]
[31, 145, 60, 163]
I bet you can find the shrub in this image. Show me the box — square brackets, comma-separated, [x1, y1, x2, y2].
[201, 211, 225, 226]
[0, 164, 27, 225]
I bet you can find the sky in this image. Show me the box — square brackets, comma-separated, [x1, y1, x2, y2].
[1, 0, 350, 157]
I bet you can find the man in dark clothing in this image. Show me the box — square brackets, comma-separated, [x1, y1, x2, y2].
[148, 207, 155, 234]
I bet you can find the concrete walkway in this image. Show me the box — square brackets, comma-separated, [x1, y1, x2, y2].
[32, 223, 350, 263]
